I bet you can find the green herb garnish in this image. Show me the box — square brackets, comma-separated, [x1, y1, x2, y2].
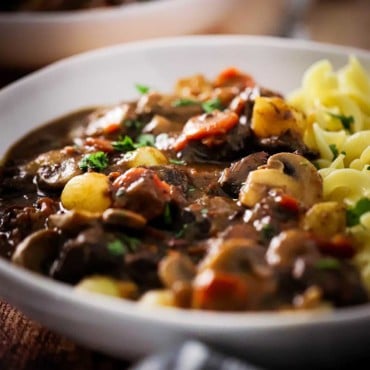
[261, 224, 276, 241]
[121, 235, 140, 251]
[163, 203, 172, 225]
[315, 258, 341, 270]
[367, 165, 370, 170]
[327, 112, 354, 131]
[202, 98, 223, 113]
[112, 136, 136, 152]
[329, 144, 339, 159]
[135, 133, 155, 147]
[346, 197, 370, 227]
[172, 98, 198, 107]
[124, 119, 143, 130]
[175, 224, 188, 239]
[200, 208, 208, 216]
[113, 134, 155, 152]
[107, 236, 140, 257]
[169, 158, 186, 165]
[79, 151, 108, 172]
[107, 240, 126, 256]
[135, 83, 150, 95]
[187, 186, 196, 193]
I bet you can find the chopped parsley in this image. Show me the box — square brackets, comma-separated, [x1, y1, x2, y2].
[123, 119, 143, 130]
[107, 240, 126, 256]
[169, 158, 186, 165]
[79, 151, 108, 172]
[200, 208, 208, 216]
[172, 98, 198, 107]
[261, 224, 276, 241]
[346, 197, 370, 227]
[112, 136, 136, 152]
[327, 112, 354, 131]
[107, 236, 140, 257]
[135, 133, 155, 147]
[315, 258, 341, 270]
[367, 165, 370, 170]
[163, 203, 172, 225]
[121, 235, 140, 251]
[329, 144, 339, 159]
[175, 224, 188, 239]
[135, 83, 150, 95]
[202, 98, 223, 113]
[187, 186, 196, 193]
[112, 134, 155, 152]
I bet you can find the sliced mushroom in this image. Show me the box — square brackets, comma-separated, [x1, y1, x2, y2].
[102, 208, 147, 229]
[23, 149, 83, 190]
[136, 92, 203, 123]
[218, 151, 268, 197]
[239, 152, 322, 208]
[48, 210, 100, 233]
[266, 229, 320, 268]
[37, 157, 82, 190]
[193, 238, 277, 310]
[85, 104, 134, 137]
[12, 229, 59, 273]
[201, 238, 270, 278]
[142, 115, 183, 135]
[159, 252, 196, 289]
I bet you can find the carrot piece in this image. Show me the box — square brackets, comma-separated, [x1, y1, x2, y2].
[103, 123, 121, 135]
[214, 67, 255, 89]
[317, 235, 356, 259]
[192, 269, 248, 310]
[276, 194, 300, 213]
[173, 111, 239, 151]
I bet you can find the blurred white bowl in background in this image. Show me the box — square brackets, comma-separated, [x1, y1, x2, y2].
[221, 0, 289, 36]
[0, 0, 238, 68]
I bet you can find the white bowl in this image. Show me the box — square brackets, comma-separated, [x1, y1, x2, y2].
[0, 0, 236, 68]
[0, 36, 369, 368]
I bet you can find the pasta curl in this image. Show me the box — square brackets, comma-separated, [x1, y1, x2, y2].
[289, 57, 370, 289]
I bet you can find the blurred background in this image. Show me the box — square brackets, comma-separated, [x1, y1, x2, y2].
[216, 0, 369, 50]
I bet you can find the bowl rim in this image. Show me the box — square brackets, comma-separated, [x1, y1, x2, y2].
[0, 35, 369, 330]
[1, 35, 369, 96]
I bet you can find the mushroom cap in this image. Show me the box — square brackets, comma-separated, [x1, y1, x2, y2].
[266, 229, 320, 268]
[159, 252, 196, 289]
[11, 229, 59, 273]
[200, 238, 270, 278]
[239, 152, 322, 208]
[102, 208, 147, 229]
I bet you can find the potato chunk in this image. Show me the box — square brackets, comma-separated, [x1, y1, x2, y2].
[302, 201, 346, 237]
[75, 275, 138, 299]
[122, 146, 168, 167]
[139, 290, 176, 307]
[61, 172, 111, 213]
[251, 96, 306, 138]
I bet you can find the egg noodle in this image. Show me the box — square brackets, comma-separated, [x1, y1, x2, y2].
[289, 57, 370, 289]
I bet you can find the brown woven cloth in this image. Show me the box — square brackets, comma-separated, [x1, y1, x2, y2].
[0, 301, 130, 370]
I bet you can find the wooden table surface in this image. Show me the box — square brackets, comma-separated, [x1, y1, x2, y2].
[0, 0, 369, 369]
